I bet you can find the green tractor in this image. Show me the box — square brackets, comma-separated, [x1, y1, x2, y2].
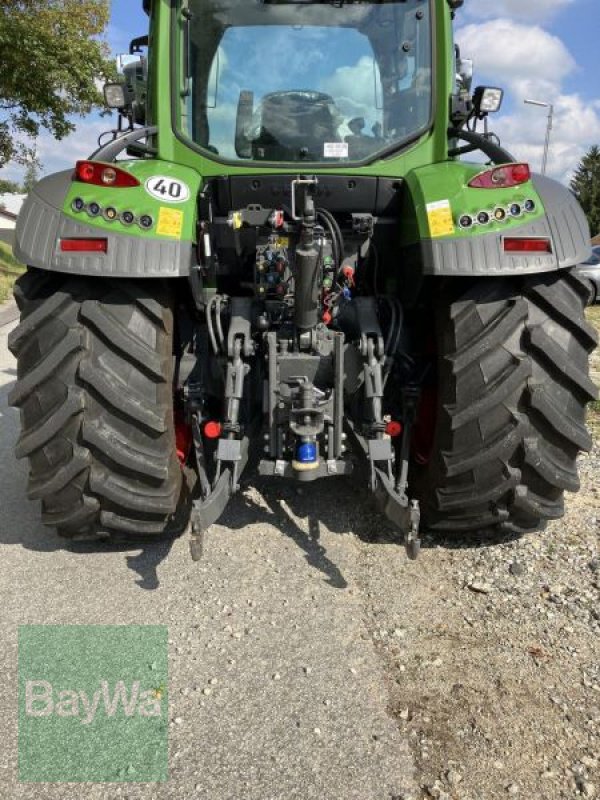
[9, 0, 598, 559]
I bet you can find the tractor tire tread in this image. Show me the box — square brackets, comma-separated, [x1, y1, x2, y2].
[9, 268, 186, 542]
[416, 269, 596, 536]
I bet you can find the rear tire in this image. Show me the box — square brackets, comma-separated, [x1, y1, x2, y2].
[9, 268, 189, 542]
[414, 269, 598, 536]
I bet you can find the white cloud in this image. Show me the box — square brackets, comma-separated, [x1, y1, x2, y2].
[457, 20, 575, 99]
[495, 93, 600, 183]
[1, 117, 116, 185]
[463, 0, 575, 23]
[37, 118, 115, 172]
[457, 18, 599, 183]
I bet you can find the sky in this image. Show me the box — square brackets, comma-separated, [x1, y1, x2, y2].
[456, 0, 600, 183]
[2, 0, 600, 186]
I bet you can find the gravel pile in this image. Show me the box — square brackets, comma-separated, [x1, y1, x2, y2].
[355, 438, 599, 799]
[351, 310, 600, 800]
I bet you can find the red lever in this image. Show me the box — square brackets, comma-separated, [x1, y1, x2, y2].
[342, 265, 355, 285]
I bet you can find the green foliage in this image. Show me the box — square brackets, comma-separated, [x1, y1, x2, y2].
[570, 145, 600, 237]
[23, 158, 40, 193]
[0, 0, 116, 167]
[0, 242, 24, 305]
[0, 178, 24, 194]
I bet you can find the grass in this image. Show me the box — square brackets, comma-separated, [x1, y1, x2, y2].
[0, 241, 24, 305]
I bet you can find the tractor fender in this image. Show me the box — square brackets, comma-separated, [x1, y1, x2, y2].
[400, 164, 591, 278]
[530, 173, 591, 269]
[14, 167, 196, 278]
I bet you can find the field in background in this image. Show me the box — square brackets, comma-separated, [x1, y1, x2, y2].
[0, 242, 24, 305]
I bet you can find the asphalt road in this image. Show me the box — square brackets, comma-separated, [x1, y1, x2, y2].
[0, 309, 416, 800]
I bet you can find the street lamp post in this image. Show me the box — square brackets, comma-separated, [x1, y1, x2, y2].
[524, 99, 554, 175]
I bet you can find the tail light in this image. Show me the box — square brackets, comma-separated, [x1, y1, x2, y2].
[75, 161, 140, 188]
[469, 163, 531, 189]
[504, 238, 552, 254]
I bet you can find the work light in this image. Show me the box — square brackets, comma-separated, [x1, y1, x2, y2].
[103, 82, 129, 110]
[473, 86, 504, 116]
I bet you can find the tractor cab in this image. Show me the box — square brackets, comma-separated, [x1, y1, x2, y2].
[178, 0, 433, 165]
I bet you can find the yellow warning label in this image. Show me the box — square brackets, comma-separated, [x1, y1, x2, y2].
[157, 207, 184, 238]
[426, 200, 455, 238]
[275, 237, 289, 249]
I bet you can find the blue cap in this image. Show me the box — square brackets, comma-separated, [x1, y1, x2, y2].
[296, 442, 318, 464]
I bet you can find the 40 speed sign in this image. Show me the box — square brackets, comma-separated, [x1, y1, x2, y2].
[145, 176, 190, 204]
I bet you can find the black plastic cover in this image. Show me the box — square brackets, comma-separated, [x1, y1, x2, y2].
[210, 175, 403, 217]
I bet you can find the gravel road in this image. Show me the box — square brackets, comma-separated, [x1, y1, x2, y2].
[1, 305, 598, 800]
[0, 311, 416, 800]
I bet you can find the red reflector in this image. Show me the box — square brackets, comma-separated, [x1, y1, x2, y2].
[386, 420, 404, 438]
[60, 238, 108, 253]
[469, 163, 531, 189]
[174, 408, 192, 466]
[74, 160, 140, 188]
[204, 421, 222, 439]
[504, 238, 552, 254]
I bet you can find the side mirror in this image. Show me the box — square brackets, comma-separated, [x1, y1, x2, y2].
[122, 58, 148, 126]
[457, 58, 473, 94]
[116, 53, 140, 74]
[473, 86, 504, 117]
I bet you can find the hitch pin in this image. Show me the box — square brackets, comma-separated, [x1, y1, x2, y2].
[189, 523, 204, 562]
[405, 499, 421, 561]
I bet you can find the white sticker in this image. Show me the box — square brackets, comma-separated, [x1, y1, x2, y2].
[324, 142, 349, 159]
[145, 176, 190, 204]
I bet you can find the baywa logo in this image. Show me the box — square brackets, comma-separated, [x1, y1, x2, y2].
[25, 679, 164, 725]
[19, 625, 168, 783]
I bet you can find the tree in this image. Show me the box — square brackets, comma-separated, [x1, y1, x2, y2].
[23, 157, 40, 194]
[570, 145, 600, 238]
[0, 0, 116, 167]
[0, 178, 24, 194]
